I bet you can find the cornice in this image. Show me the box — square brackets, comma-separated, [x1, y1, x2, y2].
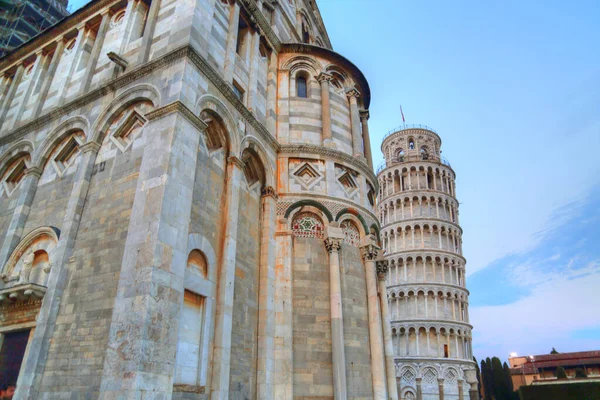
[185, 46, 279, 151]
[377, 158, 456, 178]
[384, 249, 467, 264]
[279, 43, 371, 109]
[388, 282, 470, 296]
[0, 0, 123, 72]
[279, 144, 377, 186]
[237, 0, 282, 51]
[278, 193, 378, 226]
[381, 218, 463, 235]
[390, 319, 474, 331]
[0, 46, 188, 147]
[145, 101, 209, 133]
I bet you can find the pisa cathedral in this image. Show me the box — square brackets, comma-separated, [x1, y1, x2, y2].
[0, 0, 477, 399]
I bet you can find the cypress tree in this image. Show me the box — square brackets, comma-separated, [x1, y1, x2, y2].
[484, 357, 495, 399]
[492, 357, 509, 400]
[475, 357, 483, 398]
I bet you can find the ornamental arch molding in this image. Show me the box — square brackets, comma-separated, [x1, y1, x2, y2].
[196, 94, 240, 156]
[239, 135, 275, 188]
[32, 116, 89, 169]
[90, 84, 160, 144]
[0, 140, 33, 177]
[1, 226, 60, 282]
[283, 199, 333, 222]
[281, 55, 321, 78]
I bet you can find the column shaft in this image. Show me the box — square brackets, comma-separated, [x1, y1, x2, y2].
[326, 236, 347, 400]
[0, 65, 24, 131]
[81, 11, 110, 93]
[256, 189, 278, 399]
[362, 244, 387, 399]
[138, 0, 163, 64]
[33, 39, 65, 118]
[348, 90, 363, 157]
[318, 73, 332, 144]
[360, 110, 373, 168]
[377, 261, 398, 400]
[17, 142, 100, 398]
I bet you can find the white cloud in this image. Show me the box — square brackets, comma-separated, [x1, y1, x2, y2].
[471, 264, 600, 360]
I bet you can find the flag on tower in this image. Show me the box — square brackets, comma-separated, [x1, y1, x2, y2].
[400, 105, 406, 123]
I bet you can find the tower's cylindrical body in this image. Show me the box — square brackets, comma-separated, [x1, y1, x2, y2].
[376, 125, 478, 400]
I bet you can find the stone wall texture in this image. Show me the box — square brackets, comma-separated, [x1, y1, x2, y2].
[0, 0, 395, 399]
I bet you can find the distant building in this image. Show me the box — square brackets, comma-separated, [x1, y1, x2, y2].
[0, 0, 69, 58]
[509, 351, 600, 390]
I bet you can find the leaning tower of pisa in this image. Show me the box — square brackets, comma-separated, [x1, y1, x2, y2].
[376, 125, 479, 400]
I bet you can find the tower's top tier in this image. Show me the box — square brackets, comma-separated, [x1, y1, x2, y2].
[380, 125, 442, 166]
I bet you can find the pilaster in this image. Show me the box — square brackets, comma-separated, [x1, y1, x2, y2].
[376, 258, 398, 400]
[324, 225, 347, 400]
[98, 110, 203, 398]
[361, 238, 387, 400]
[210, 155, 244, 400]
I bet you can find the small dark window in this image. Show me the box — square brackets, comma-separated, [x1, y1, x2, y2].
[0, 330, 31, 386]
[297, 77, 307, 98]
[409, 138, 415, 150]
[302, 22, 310, 44]
[444, 344, 449, 358]
[232, 81, 244, 101]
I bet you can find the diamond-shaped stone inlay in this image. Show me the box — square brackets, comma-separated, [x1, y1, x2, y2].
[401, 367, 416, 384]
[110, 110, 146, 153]
[444, 368, 457, 384]
[292, 162, 323, 190]
[423, 368, 437, 384]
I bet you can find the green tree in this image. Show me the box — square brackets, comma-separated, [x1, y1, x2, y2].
[550, 347, 559, 354]
[482, 357, 494, 399]
[575, 368, 587, 378]
[556, 366, 568, 379]
[475, 357, 483, 398]
[492, 357, 510, 400]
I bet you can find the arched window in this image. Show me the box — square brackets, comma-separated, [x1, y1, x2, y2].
[302, 22, 310, 44]
[420, 146, 428, 160]
[396, 149, 405, 162]
[408, 138, 415, 150]
[297, 76, 307, 98]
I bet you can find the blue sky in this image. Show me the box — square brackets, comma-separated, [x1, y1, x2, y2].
[68, 0, 600, 361]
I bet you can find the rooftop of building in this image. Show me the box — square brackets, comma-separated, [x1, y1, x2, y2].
[509, 350, 600, 374]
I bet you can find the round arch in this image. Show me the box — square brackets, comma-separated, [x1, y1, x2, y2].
[284, 199, 333, 222]
[196, 94, 240, 156]
[32, 116, 89, 169]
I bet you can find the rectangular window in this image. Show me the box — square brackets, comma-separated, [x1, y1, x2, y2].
[232, 81, 244, 102]
[444, 344, 449, 358]
[0, 330, 31, 386]
[174, 291, 204, 385]
[236, 15, 250, 58]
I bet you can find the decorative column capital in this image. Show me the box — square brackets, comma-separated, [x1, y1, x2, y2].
[261, 185, 278, 199]
[438, 378, 445, 385]
[324, 237, 342, 253]
[227, 156, 245, 170]
[317, 71, 333, 83]
[360, 243, 379, 261]
[80, 142, 101, 154]
[24, 166, 43, 178]
[345, 87, 360, 99]
[359, 109, 370, 121]
[376, 259, 388, 281]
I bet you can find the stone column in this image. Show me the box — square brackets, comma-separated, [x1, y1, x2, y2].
[318, 72, 333, 145]
[361, 239, 387, 399]
[273, 220, 293, 399]
[469, 382, 479, 400]
[438, 378, 445, 400]
[416, 377, 423, 400]
[33, 39, 65, 118]
[346, 88, 363, 158]
[458, 380, 464, 400]
[223, 2, 241, 83]
[256, 186, 278, 400]
[210, 155, 244, 400]
[360, 110, 373, 168]
[266, 50, 278, 135]
[98, 110, 207, 398]
[0, 64, 24, 131]
[138, 0, 163, 64]
[81, 10, 110, 93]
[376, 258, 399, 400]
[0, 166, 41, 269]
[58, 23, 86, 106]
[247, 30, 261, 111]
[324, 227, 347, 400]
[13, 50, 46, 126]
[17, 141, 100, 398]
